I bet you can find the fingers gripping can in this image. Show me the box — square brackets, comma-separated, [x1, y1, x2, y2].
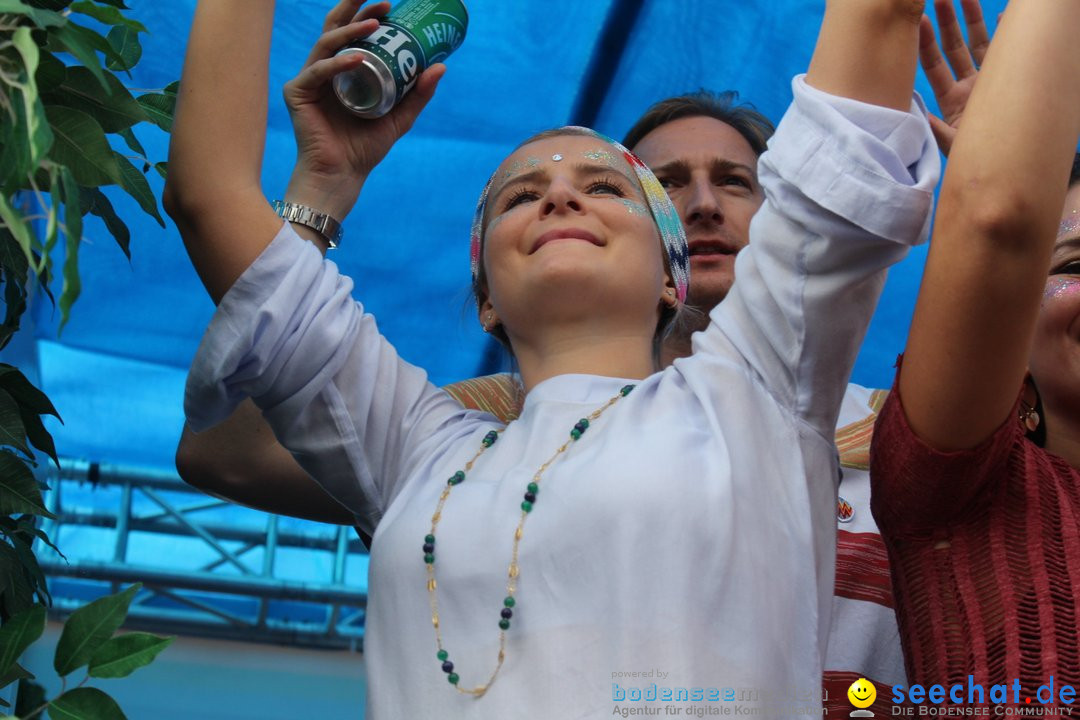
[333, 0, 468, 118]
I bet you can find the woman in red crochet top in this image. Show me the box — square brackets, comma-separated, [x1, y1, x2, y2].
[870, 0, 1080, 696]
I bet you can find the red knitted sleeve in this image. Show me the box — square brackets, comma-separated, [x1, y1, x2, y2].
[869, 369, 1021, 537]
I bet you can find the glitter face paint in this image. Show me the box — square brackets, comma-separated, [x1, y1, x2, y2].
[489, 153, 640, 216]
[582, 149, 619, 165]
[501, 157, 541, 180]
[581, 149, 640, 188]
[1044, 276, 1080, 306]
[1057, 215, 1080, 240]
[616, 198, 649, 216]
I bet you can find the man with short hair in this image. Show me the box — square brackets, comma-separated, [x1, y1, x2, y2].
[177, 91, 904, 716]
[623, 90, 902, 717]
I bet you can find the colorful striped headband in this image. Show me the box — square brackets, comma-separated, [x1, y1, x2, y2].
[469, 126, 689, 303]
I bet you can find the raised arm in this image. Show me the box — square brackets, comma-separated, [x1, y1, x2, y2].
[701, 0, 937, 438]
[806, 0, 922, 111]
[898, 0, 1080, 451]
[171, 0, 443, 519]
[165, 0, 443, 302]
[164, 1, 288, 303]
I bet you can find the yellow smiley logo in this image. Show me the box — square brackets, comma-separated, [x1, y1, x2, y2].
[848, 678, 876, 709]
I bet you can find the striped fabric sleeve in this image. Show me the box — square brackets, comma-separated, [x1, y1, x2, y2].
[443, 373, 522, 423]
[836, 389, 888, 471]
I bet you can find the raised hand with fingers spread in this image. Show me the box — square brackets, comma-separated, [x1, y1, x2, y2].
[919, 0, 992, 154]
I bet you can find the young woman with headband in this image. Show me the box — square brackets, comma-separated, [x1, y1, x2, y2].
[168, 0, 937, 715]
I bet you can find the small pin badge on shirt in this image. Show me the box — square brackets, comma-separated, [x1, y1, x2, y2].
[837, 496, 854, 523]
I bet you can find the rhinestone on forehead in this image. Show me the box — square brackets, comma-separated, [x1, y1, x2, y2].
[552, 154, 563, 162]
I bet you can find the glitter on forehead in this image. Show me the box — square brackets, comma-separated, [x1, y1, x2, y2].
[1058, 215, 1080, 239]
[583, 149, 619, 165]
[501, 156, 541, 180]
[1043, 276, 1080, 306]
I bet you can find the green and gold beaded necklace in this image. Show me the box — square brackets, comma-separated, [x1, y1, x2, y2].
[423, 383, 636, 697]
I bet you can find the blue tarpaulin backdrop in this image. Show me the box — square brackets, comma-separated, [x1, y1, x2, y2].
[23, 0, 1008, 474]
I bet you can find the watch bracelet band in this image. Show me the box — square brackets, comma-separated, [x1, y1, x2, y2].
[272, 200, 343, 249]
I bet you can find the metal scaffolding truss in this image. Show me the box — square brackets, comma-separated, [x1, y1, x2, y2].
[37, 458, 368, 650]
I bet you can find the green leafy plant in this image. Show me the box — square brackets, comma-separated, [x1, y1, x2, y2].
[0, 0, 176, 335]
[0, 0, 175, 716]
[0, 584, 173, 720]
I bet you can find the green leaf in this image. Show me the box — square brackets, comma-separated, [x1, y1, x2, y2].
[38, 167, 60, 276]
[49, 23, 117, 93]
[0, 93, 31, 192]
[115, 128, 145, 159]
[4, 532, 49, 608]
[69, 1, 146, 32]
[0, 661, 33, 692]
[0, 389, 32, 459]
[0, 517, 64, 599]
[111, 153, 162, 227]
[0, 365, 61, 418]
[91, 0, 129, 8]
[19, 411, 57, 469]
[11, 27, 55, 170]
[78, 188, 129, 258]
[44, 67, 147, 134]
[0, 542, 34, 619]
[0, 197, 35, 270]
[9, 515, 65, 562]
[104, 25, 141, 73]
[45, 106, 119, 187]
[35, 51, 67, 93]
[49, 688, 127, 720]
[53, 584, 140, 677]
[24, 0, 72, 9]
[0, 367, 61, 468]
[0, 231, 30, 351]
[88, 632, 172, 679]
[14, 678, 46, 718]
[0, 0, 65, 27]
[57, 167, 81, 331]
[0, 451, 51, 517]
[134, 93, 174, 133]
[0, 605, 45, 680]
[152, 162, 167, 180]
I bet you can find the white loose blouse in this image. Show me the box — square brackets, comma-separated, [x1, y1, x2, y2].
[186, 76, 938, 718]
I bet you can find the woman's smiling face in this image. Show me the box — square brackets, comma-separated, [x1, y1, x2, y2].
[477, 133, 669, 341]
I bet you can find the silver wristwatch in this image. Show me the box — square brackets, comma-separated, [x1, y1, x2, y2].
[272, 200, 343, 249]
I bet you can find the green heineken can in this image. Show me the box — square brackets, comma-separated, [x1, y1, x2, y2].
[333, 0, 468, 119]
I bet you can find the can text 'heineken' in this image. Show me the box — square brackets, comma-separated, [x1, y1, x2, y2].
[333, 0, 468, 118]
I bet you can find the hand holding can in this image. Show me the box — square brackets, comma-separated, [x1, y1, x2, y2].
[333, 0, 468, 118]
